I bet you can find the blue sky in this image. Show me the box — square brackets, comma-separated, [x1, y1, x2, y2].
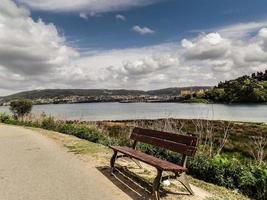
[29, 0, 267, 51]
[1, 0, 267, 95]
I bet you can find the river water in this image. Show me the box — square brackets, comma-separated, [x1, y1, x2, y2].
[0, 102, 267, 122]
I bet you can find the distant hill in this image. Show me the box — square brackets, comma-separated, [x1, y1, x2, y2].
[0, 87, 211, 102]
[0, 89, 145, 101]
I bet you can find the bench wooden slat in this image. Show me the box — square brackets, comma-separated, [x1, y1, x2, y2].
[131, 133, 197, 156]
[110, 146, 187, 172]
[132, 127, 197, 146]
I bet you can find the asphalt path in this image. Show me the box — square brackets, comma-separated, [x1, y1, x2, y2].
[0, 124, 131, 200]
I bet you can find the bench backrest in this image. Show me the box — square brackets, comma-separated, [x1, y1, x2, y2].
[130, 127, 198, 157]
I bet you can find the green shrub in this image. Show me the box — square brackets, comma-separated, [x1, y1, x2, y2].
[41, 116, 57, 130]
[9, 99, 32, 119]
[238, 165, 267, 199]
[187, 155, 266, 199]
[0, 113, 10, 123]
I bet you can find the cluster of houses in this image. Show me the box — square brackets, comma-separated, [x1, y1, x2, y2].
[180, 88, 206, 98]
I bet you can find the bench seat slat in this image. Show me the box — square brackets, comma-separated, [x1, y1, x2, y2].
[110, 146, 187, 173]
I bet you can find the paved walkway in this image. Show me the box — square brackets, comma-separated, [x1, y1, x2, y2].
[0, 124, 131, 200]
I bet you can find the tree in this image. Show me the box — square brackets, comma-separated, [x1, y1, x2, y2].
[9, 99, 32, 120]
[206, 72, 267, 103]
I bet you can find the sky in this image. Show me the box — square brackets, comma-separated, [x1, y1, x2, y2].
[1, 0, 267, 95]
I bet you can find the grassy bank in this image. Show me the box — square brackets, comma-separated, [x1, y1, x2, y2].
[0, 113, 266, 199]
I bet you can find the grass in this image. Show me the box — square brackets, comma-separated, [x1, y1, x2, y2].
[28, 126, 110, 160]
[66, 141, 106, 154]
[188, 177, 248, 200]
[26, 126, 249, 200]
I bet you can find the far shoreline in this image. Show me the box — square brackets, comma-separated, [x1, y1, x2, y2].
[1, 100, 267, 107]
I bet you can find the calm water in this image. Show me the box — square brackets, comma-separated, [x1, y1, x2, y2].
[0, 103, 267, 122]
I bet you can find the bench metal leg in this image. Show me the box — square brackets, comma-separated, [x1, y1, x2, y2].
[153, 169, 162, 200]
[116, 155, 143, 169]
[130, 158, 143, 169]
[177, 172, 194, 195]
[110, 150, 118, 173]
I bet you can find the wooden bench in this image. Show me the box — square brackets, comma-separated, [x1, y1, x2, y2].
[109, 127, 198, 200]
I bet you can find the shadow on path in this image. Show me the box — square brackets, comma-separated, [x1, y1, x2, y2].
[97, 165, 191, 200]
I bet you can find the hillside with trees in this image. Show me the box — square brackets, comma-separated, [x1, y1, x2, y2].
[0, 87, 210, 105]
[206, 70, 267, 103]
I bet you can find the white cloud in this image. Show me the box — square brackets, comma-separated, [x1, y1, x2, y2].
[132, 25, 155, 35]
[181, 27, 267, 75]
[182, 34, 220, 61]
[182, 33, 231, 60]
[79, 12, 88, 20]
[120, 55, 179, 76]
[0, 0, 79, 93]
[193, 21, 267, 40]
[115, 14, 126, 21]
[259, 28, 267, 51]
[217, 22, 267, 39]
[79, 11, 101, 19]
[0, 0, 78, 76]
[16, 0, 160, 13]
[68, 44, 181, 89]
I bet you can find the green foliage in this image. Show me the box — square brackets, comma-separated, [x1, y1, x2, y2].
[251, 70, 267, 81]
[259, 81, 267, 89]
[188, 155, 266, 199]
[41, 116, 57, 130]
[0, 113, 10, 123]
[206, 72, 267, 103]
[206, 88, 225, 102]
[9, 98, 32, 119]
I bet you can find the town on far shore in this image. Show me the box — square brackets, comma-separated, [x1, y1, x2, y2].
[0, 87, 209, 106]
